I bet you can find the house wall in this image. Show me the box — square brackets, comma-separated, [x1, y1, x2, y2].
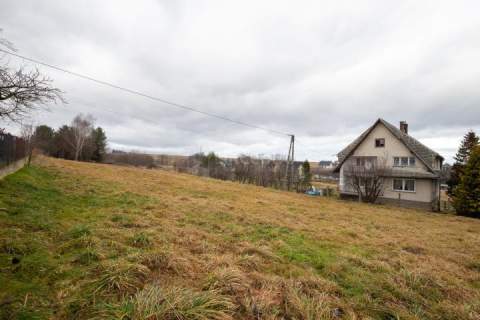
[382, 177, 433, 202]
[339, 122, 436, 205]
[350, 123, 429, 172]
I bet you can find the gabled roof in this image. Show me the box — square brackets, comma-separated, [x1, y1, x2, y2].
[334, 119, 443, 173]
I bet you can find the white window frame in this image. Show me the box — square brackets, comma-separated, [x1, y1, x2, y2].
[392, 178, 416, 192]
[393, 156, 416, 167]
[409, 157, 416, 166]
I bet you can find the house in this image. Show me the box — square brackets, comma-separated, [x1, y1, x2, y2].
[318, 160, 335, 169]
[333, 119, 444, 210]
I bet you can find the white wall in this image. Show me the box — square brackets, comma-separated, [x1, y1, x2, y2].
[351, 123, 429, 172]
[382, 178, 433, 202]
[339, 122, 435, 203]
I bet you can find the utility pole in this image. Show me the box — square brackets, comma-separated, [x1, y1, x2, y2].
[285, 134, 295, 190]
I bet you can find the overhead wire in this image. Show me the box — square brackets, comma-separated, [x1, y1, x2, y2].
[0, 48, 292, 137]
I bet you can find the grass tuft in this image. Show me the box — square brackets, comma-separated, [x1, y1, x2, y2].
[279, 281, 333, 320]
[69, 224, 92, 239]
[91, 261, 149, 297]
[133, 284, 234, 320]
[139, 248, 181, 274]
[75, 247, 102, 265]
[204, 267, 247, 295]
[129, 232, 152, 248]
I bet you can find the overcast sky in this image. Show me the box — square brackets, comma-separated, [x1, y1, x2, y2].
[2, 1, 480, 162]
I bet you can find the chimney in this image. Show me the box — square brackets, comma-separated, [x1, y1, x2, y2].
[400, 121, 408, 134]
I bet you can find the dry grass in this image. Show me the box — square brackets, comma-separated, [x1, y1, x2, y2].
[0, 156, 479, 319]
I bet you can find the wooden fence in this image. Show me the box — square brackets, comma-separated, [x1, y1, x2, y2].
[0, 132, 26, 168]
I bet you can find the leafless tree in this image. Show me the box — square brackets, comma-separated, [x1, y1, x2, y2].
[20, 123, 35, 166]
[68, 114, 94, 161]
[0, 30, 64, 123]
[105, 150, 155, 168]
[343, 157, 390, 203]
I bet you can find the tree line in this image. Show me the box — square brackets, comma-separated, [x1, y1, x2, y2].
[175, 151, 313, 192]
[22, 113, 107, 165]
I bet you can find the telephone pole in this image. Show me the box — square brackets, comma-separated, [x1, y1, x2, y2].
[285, 134, 295, 190]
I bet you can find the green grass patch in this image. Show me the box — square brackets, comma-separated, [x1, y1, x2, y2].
[0, 165, 157, 318]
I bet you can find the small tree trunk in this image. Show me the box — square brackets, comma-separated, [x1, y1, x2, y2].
[27, 152, 32, 167]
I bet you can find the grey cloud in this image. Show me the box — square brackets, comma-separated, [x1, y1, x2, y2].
[2, 0, 480, 163]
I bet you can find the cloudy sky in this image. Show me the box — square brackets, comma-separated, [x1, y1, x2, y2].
[2, 0, 480, 162]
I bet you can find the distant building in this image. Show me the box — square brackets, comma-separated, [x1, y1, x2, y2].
[334, 119, 443, 211]
[318, 160, 335, 169]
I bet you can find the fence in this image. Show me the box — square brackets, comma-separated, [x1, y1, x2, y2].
[0, 132, 26, 168]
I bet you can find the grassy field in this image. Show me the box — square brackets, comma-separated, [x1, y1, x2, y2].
[0, 157, 479, 319]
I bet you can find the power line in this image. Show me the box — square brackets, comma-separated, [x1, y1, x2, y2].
[69, 97, 230, 139]
[0, 48, 292, 137]
[40, 97, 291, 157]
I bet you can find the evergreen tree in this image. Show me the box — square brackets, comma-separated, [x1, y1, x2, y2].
[447, 130, 479, 196]
[199, 152, 222, 178]
[34, 125, 55, 155]
[452, 146, 480, 218]
[53, 125, 75, 159]
[454, 131, 479, 164]
[302, 160, 311, 184]
[299, 160, 312, 192]
[91, 127, 107, 162]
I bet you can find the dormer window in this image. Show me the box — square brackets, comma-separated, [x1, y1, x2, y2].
[375, 138, 385, 148]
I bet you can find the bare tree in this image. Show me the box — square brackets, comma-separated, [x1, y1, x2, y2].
[0, 30, 63, 122]
[105, 150, 155, 168]
[68, 114, 94, 161]
[20, 123, 35, 166]
[343, 157, 390, 203]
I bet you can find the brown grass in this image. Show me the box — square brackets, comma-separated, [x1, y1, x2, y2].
[1, 156, 480, 319]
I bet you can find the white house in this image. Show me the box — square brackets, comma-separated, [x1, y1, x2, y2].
[333, 119, 444, 210]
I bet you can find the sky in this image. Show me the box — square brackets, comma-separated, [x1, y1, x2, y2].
[1, 0, 480, 163]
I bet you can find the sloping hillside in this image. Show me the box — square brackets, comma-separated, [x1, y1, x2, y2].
[1, 157, 479, 319]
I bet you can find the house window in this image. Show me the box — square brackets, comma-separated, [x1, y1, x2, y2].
[393, 179, 415, 192]
[354, 157, 376, 168]
[393, 179, 403, 191]
[393, 157, 416, 167]
[404, 179, 415, 191]
[375, 138, 385, 148]
[394, 157, 400, 166]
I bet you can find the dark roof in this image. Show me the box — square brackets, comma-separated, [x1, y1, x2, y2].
[334, 119, 443, 173]
[319, 160, 333, 166]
